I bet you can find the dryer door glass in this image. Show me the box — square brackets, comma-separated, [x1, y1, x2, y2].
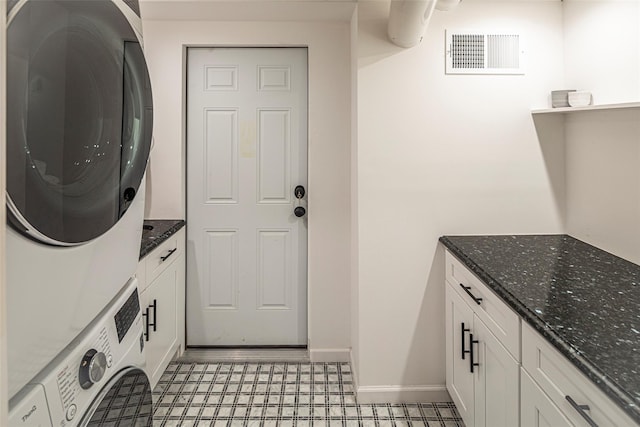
[80, 367, 153, 427]
[6, 0, 153, 245]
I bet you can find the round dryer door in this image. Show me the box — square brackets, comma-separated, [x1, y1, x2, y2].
[6, 0, 153, 245]
[80, 367, 153, 427]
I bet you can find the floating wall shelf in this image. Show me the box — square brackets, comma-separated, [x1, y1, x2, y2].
[531, 102, 640, 115]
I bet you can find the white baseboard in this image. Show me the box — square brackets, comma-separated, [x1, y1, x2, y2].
[323, 349, 450, 404]
[356, 385, 451, 404]
[309, 348, 351, 363]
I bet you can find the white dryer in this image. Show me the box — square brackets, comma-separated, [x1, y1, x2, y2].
[8, 278, 153, 427]
[6, 0, 154, 397]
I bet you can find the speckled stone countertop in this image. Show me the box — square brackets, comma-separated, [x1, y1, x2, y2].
[140, 219, 186, 259]
[439, 234, 640, 424]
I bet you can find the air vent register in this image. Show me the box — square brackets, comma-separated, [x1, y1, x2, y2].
[446, 30, 524, 75]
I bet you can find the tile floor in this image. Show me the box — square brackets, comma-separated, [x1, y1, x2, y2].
[152, 361, 465, 426]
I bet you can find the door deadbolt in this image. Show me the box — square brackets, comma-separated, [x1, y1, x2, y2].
[294, 185, 305, 199]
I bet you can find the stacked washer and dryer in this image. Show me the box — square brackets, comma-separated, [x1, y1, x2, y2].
[6, 0, 155, 425]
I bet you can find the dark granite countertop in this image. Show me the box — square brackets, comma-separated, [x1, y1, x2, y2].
[439, 234, 640, 424]
[140, 219, 186, 259]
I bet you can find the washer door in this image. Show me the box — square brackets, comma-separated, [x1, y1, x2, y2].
[6, 0, 153, 245]
[80, 367, 153, 427]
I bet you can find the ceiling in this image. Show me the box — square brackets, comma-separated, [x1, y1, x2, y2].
[139, 0, 358, 21]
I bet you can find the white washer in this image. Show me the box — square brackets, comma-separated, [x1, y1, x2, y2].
[9, 278, 153, 427]
[6, 0, 154, 397]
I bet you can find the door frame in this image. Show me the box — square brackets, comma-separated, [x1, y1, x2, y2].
[183, 45, 310, 348]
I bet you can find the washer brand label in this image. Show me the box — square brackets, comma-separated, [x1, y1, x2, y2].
[21, 405, 37, 422]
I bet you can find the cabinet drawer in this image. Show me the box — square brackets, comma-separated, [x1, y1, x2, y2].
[445, 251, 520, 361]
[145, 229, 185, 285]
[522, 322, 636, 427]
[521, 368, 574, 427]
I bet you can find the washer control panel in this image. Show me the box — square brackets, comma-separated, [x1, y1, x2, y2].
[9, 278, 144, 427]
[115, 288, 141, 343]
[55, 362, 81, 422]
[54, 326, 113, 423]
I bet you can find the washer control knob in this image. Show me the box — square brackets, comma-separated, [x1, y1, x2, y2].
[79, 349, 108, 389]
[66, 404, 77, 421]
[106, 353, 113, 368]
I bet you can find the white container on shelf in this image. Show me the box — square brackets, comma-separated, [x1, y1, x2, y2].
[568, 91, 592, 107]
[551, 89, 576, 108]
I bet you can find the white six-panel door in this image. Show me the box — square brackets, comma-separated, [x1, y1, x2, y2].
[186, 48, 308, 346]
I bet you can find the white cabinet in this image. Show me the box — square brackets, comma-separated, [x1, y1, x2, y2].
[473, 315, 520, 427]
[445, 249, 639, 427]
[445, 254, 520, 427]
[137, 228, 185, 389]
[521, 322, 637, 427]
[445, 253, 520, 360]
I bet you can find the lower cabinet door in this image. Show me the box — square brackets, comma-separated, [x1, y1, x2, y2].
[473, 315, 519, 427]
[446, 283, 476, 427]
[521, 368, 575, 427]
[141, 259, 178, 389]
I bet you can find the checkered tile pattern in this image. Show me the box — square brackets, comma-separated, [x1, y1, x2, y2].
[87, 369, 153, 426]
[152, 362, 465, 426]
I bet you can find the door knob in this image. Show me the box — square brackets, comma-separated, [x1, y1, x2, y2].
[294, 206, 306, 217]
[294, 185, 306, 199]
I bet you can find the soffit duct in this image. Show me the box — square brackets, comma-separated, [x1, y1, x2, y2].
[387, 0, 460, 48]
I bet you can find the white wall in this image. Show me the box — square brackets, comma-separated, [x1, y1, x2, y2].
[140, 17, 353, 355]
[355, 0, 565, 400]
[563, 0, 640, 104]
[565, 110, 640, 263]
[563, 0, 640, 263]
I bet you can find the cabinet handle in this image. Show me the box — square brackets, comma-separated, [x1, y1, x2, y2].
[149, 299, 157, 332]
[565, 395, 599, 427]
[460, 284, 483, 305]
[469, 333, 480, 373]
[142, 307, 151, 342]
[461, 322, 471, 360]
[160, 248, 177, 262]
